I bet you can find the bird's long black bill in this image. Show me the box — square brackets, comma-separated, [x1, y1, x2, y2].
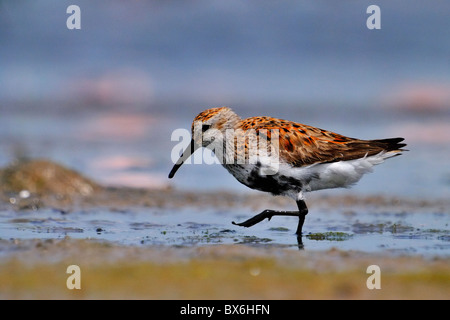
[168, 139, 196, 179]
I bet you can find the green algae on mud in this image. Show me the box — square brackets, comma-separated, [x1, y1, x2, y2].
[306, 232, 353, 241]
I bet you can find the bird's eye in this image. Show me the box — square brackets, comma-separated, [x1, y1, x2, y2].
[202, 124, 211, 132]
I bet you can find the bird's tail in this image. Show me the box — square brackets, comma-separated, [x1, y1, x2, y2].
[370, 137, 407, 159]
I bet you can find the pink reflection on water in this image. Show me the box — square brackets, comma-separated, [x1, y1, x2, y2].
[80, 113, 156, 141]
[91, 155, 152, 170]
[385, 82, 450, 113]
[70, 69, 154, 106]
[98, 172, 168, 188]
[392, 121, 450, 144]
[89, 155, 166, 188]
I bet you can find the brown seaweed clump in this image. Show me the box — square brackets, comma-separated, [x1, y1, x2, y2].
[0, 159, 100, 208]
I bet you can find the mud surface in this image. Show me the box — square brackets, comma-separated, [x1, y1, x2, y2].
[0, 160, 449, 299]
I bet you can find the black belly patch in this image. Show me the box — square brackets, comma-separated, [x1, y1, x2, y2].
[246, 162, 303, 195]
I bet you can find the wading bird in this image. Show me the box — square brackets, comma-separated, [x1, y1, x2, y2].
[169, 107, 406, 238]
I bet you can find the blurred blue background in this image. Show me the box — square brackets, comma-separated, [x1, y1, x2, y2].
[1, 0, 449, 198]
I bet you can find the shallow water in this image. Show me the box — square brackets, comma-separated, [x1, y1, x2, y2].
[1, 204, 448, 258]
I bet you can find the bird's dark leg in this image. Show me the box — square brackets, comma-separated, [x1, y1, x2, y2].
[295, 199, 308, 236]
[232, 199, 309, 235]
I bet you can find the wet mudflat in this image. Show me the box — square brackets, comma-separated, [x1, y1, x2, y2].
[0, 160, 449, 299]
[1, 199, 449, 301]
[1, 195, 449, 256]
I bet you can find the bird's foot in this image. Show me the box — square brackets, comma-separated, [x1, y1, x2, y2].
[232, 210, 275, 228]
[232, 209, 300, 228]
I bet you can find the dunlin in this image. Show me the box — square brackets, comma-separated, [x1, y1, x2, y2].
[169, 107, 406, 237]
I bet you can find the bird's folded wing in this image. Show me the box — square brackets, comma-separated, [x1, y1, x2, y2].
[239, 117, 406, 167]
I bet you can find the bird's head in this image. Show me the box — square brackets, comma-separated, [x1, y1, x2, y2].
[168, 107, 240, 179]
